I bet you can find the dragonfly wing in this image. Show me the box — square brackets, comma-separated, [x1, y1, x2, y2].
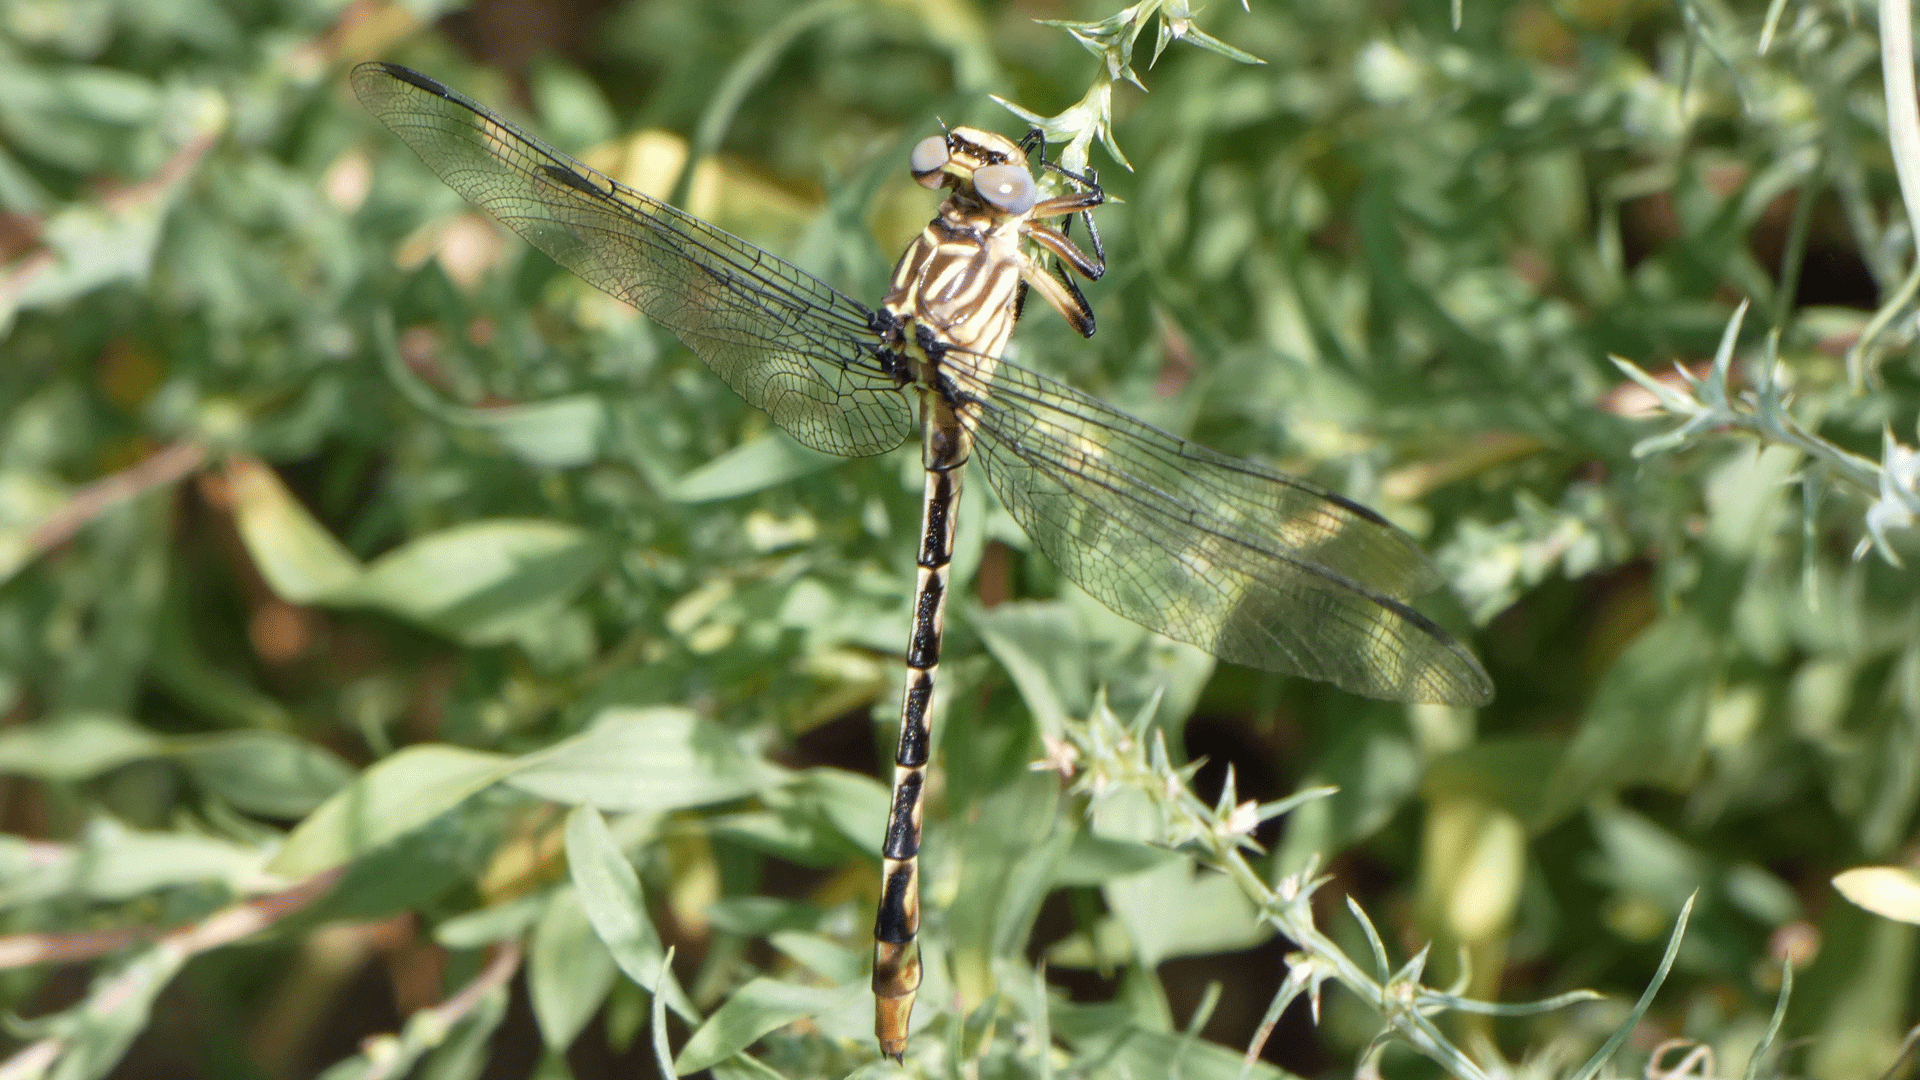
[353, 62, 913, 459]
[952, 359, 1493, 706]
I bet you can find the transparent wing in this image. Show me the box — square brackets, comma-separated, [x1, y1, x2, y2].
[353, 62, 913, 459]
[948, 358, 1493, 706]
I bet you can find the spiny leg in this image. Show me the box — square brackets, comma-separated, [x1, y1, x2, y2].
[1017, 125, 1108, 270]
[873, 410, 968, 1061]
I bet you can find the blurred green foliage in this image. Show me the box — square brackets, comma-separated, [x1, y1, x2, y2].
[1, 0, 1918, 1077]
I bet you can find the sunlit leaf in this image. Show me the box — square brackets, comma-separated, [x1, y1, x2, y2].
[508, 707, 783, 812]
[342, 519, 605, 644]
[657, 433, 840, 504]
[1834, 866, 1920, 924]
[564, 806, 699, 1020]
[0, 712, 162, 781]
[226, 458, 364, 604]
[673, 978, 861, 1074]
[172, 730, 354, 817]
[529, 884, 619, 1052]
[271, 745, 514, 876]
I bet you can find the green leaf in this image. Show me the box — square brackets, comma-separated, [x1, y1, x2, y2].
[172, 730, 354, 817]
[1104, 862, 1267, 969]
[0, 712, 162, 781]
[1053, 832, 1176, 886]
[435, 891, 552, 948]
[1421, 735, 1566, 823]
[972, 601, 1090, 740]
[5, 188, 170, 319]
[1051, 1011, 1295, 1080]
[792, 767, 889, 858]
[226, 458, 364, 604]
[651, 947, 677, 1080]
[564, 806, 699, 1021]
[529, 884, 618, 1052]
[508, 707, 782, 811]
[949, 773, 1063, 996]
[766, 930, 862, 985]
[230, 454, 603, 646]
[28, 818, 266, 904]
[658, 433, 839, 503]
[305, 814, 489, 922]
[672, 978, 860, 1074]
[529, 55, 618, 150]
[711, 1055, 793, 1080]
[1542, 615, 1715, 825]
[343, 520, 604, 644]
[1705, 445, 1801, 557]
[271, 744, 514, 876]
[376, 311, 607, 469]
[469, 396, 608, 470]
[706, 808, 850, 866]
[0, 717, 349, 817]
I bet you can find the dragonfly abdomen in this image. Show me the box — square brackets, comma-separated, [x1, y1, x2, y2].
[871, 413, 969, 1060]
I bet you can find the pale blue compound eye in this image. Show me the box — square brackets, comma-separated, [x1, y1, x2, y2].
[972, 164, 1036, 213]
[910, 136, 950, 181]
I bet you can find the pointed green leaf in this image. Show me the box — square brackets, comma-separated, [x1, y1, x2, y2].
[529, 884, 618, 1052]
[271, 744, 514, 876]
[343, 520, 603, 644]
[0, 712, 162, 781]
[509, 707, 782, 811]
[172, 730, 354, 817]
[658, 433, 839, 503]
[226, 458, 364, 604]
[564, 806, 699, 1021]
[436, 892, 551, 949]
[672, 979, 860, 1074]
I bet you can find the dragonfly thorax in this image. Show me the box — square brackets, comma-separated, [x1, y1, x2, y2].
[882, 207, 1027, 372]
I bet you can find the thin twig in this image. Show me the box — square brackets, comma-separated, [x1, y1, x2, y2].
[360, 940, 525, 1080]
[0, 132, 218, 314]
[0, 928, 156, 969]
[25, 440, 205, 555]
[0, 868, 342, 1080]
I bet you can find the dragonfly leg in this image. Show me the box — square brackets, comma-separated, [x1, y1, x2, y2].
[1073, 168, 1105, 271]
[1026, 221, 1104, 282]
[1015, 262, 1094, 337]
[1034, 157, 1106, 272]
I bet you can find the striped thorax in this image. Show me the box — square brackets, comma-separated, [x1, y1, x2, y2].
[869, 125, 1106, 1062]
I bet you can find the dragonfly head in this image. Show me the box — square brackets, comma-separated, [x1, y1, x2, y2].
[909, 127, 1037, 216]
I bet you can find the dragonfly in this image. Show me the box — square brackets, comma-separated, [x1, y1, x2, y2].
[352, 61, 1494, 1062]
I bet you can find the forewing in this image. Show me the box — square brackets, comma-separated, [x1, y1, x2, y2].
[950, 359, 1493, 706]
[353, 62, 912, 459]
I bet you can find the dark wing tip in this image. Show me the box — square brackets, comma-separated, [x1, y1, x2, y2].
[352, 61, 451, 100]
[1426, 644, 1497, 707]
[1387, 600, 1495, 707]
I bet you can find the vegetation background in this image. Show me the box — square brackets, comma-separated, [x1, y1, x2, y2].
[1, 0, 1918, 1076]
